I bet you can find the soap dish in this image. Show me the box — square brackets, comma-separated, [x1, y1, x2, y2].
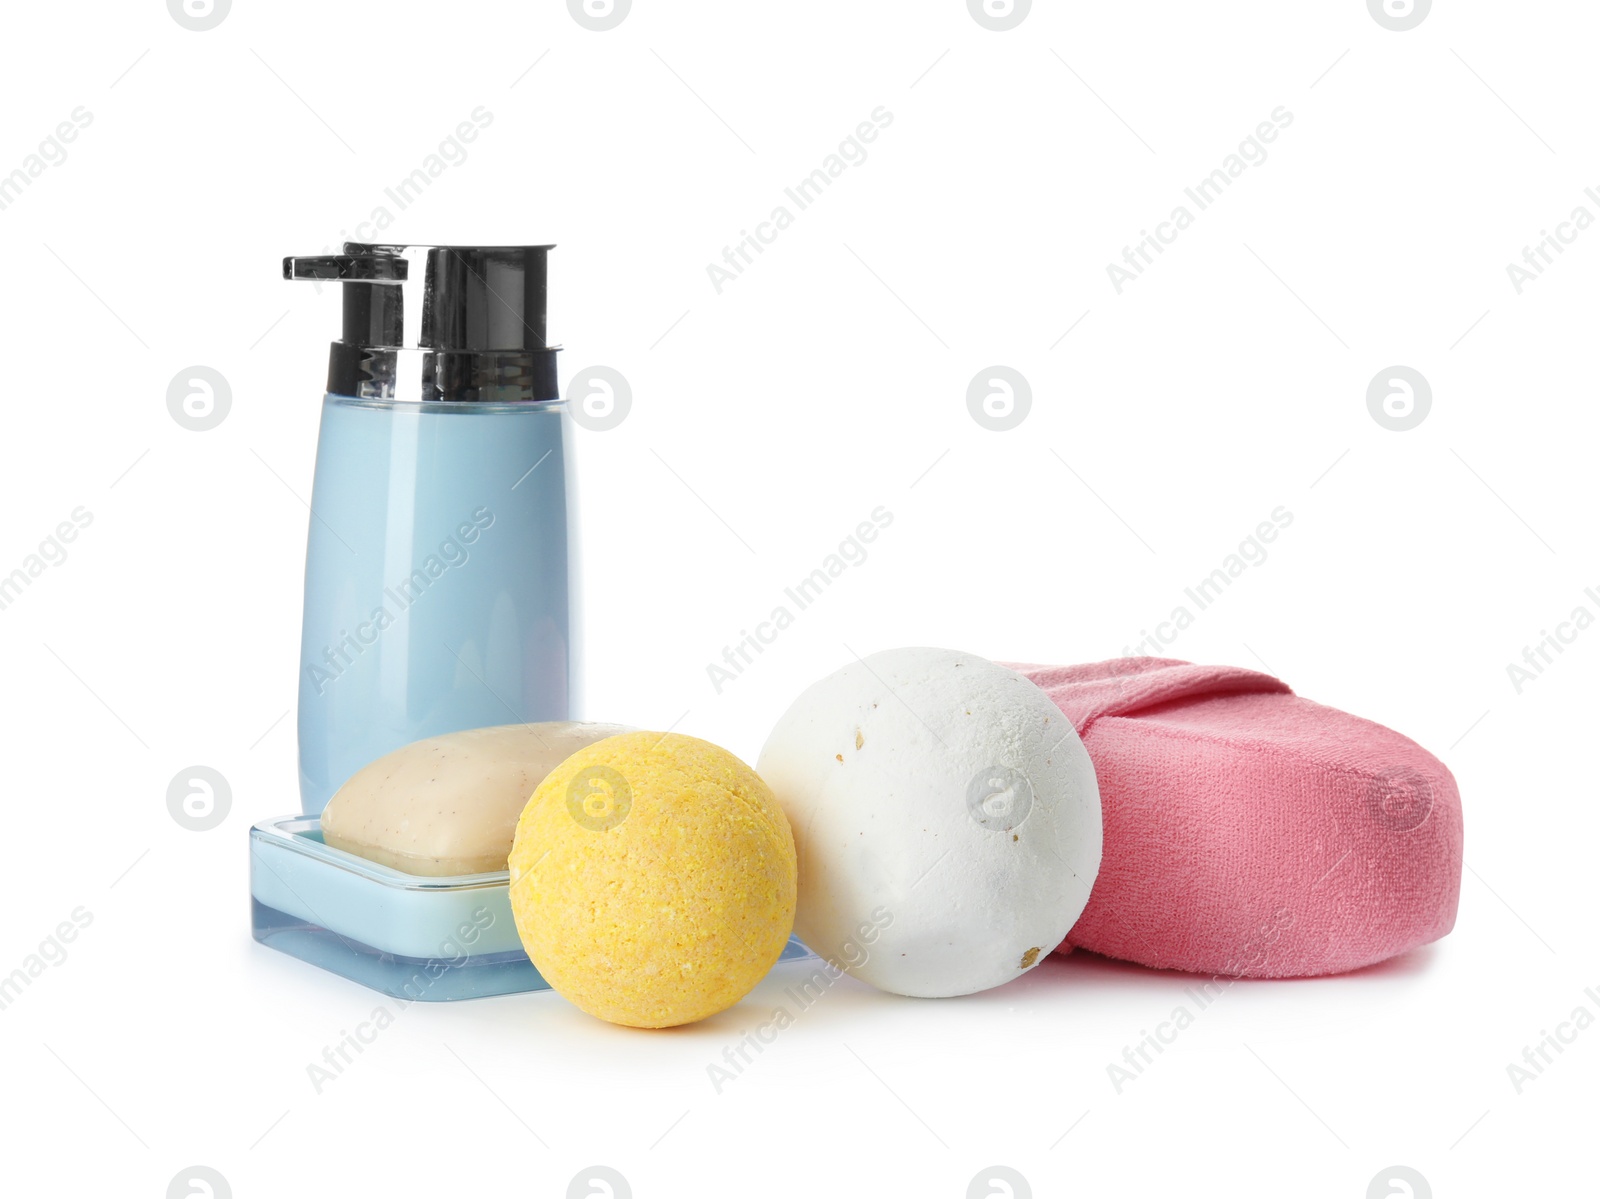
[250, 815, 814, 1001]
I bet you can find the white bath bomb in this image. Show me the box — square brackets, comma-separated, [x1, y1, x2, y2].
[757, 647, 1101, 998]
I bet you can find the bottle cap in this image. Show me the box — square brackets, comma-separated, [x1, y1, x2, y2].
[283, 244, 560, 403]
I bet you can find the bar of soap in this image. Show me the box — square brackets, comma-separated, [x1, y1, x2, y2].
[321, 722, 633, 876]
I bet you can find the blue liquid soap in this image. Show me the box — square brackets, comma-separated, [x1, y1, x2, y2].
[297, 396, 579, 813]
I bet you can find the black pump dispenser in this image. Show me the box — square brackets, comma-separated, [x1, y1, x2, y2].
[283, 244, 560, 403]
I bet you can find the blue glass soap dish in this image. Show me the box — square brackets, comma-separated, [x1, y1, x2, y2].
[250, 815, 814, 1002]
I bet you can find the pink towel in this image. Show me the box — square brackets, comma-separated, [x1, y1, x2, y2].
[1004, 658, 1463, 978]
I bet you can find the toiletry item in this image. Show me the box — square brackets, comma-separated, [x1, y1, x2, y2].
[321, 721, 634, 876]
[509, 732, 798, 1028]
[250, 814, 542, 1001]
[758, 648, 1101, 998]
[250, 813, 814, 1001]
[1007, 657, 1463, 978]
[283, 245, 580, 814]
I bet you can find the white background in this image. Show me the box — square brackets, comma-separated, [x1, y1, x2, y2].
[1, 1, 1593, 1196]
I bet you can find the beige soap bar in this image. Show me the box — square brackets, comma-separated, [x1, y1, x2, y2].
[321, 722, 633, 876]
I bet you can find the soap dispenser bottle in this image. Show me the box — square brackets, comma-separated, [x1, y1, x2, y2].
[282, 244, 578, 814]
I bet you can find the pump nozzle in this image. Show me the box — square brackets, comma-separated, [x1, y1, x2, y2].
[282, 243, 559, 403]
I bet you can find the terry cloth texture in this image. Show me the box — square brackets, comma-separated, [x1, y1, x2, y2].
[1004, 658, 1463, 978]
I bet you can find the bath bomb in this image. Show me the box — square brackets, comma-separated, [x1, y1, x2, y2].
[758, 647, 1101, 998]
[508, 732, 797, 1028]
[321, 722, 633, 875]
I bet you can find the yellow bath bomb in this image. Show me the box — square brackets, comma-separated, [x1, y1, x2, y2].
[508, 731, 797, 1028]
